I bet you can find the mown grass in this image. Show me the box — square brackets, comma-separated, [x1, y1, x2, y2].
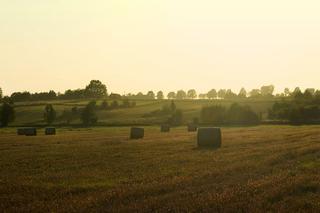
[0, 126, 320, 212]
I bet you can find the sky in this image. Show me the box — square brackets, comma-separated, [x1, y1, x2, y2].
[1, 0, 320, 95]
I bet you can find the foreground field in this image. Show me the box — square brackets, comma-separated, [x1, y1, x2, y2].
[0, 126, 320, 212]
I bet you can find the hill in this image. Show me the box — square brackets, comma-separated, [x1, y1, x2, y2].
[11, 99, 276, 126]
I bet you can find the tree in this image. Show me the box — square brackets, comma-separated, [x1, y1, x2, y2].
[225, 89, 237, 99]
[176, 90, 187, 100]
[0, 102, 15, 127]
[100, 100, 109, 110]
[249, 89, 261, 98]
[147, 91, 155, 99]
[0, 87, 2, 100]
[201, 105, 226, 124]
[217, 89, 226, 99]
[60, 108, 76, 124]
[111, 100, 119, 109]
[81, 101, 98, 125]
[62, 89, 86, 99]
[85, 80, 107, 98]
[10, 92, 32, 102]
[122, 99, 130, 108]
[226, 103, 260, 125]
[207, 89, 217, 99]
[284, 88, 291, 97]
[315, 90, 320, 101]
[238, 88, 247, 98]
[167, 92, 176, 99]
[109, 93, 122, 100]
[44, 104, 56, 124]
[292, 87, 303, 99]
[134, 92, 145, 100]
[170, 100, 176, 112]
[157, 91, 164, 100]
[305, 88, 315, 96]
[168, 109, 183, 126]
[187, 89, 197, 99]
[303, 89, 314, 100]
[260, 85, 275, 97]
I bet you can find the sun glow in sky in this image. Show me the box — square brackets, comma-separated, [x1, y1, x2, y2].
[1, 0, 320, 95]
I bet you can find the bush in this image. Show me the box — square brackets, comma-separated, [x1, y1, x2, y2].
[168, 109, 183, 126]
[201, 105, 226, 125]
[0, 102, 15, 127]
[44, 104, 56, 124]
[110, 100, 119, 109]
[269, 99, 320, 124]
[226, 103, 260, 125]
[289, 105, 320, 124]
[200, 103, 260, 125]
[101, 100, 109, 110]
[81, 101, 98, 126]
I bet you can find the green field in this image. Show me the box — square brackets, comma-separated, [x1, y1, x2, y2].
[0, 126, 320, 212]
[12, 99, 275, 126]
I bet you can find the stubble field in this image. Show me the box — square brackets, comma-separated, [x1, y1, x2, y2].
[0, 126, 320, 212]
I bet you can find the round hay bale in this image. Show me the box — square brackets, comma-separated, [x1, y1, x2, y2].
[130, 127, 144, 139]
[160, 124, 170, 132]
[197, 127, 221, 148]
[24, 127, 37, 136]
[17, 128, 26, 135]
[45, 127, 56, 135]
[187, 124, 197, 132]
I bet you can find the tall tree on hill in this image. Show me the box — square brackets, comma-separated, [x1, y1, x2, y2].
[207, 89, 217, 99]
[44, 104, 56, 124]
[0, 102, 15, 127]
[187, 89, 197, 99]
[85, 80, 107, 98]
[176, 90, 187, 100]
[157, 91, 164, 100]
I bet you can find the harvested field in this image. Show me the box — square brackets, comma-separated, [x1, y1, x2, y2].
[0, 126, 320, 212]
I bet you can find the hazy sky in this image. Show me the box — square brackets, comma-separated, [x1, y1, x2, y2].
[1, 0, 320, 95]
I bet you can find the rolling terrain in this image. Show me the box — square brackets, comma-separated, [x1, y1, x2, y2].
[12, 99, 275, 126]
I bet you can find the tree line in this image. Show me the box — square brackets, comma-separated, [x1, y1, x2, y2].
[1, 80, 108, 103]
[2, 80, 320, 126]
[2, 81, 319, 103]
[268, 88, 320, 124]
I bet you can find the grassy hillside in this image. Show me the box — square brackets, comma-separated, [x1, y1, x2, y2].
[0, 126, 319, 211]
[11, 99, 276, 126]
